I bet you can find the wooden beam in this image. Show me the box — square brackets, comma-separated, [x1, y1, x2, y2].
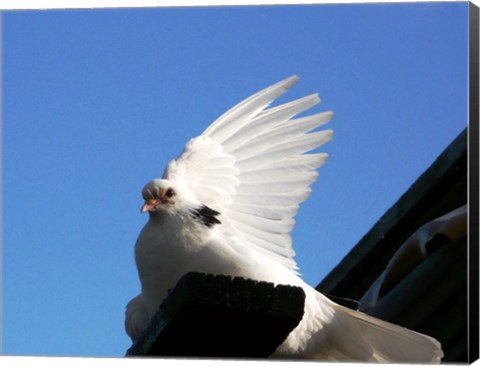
[126, 272, 305, 358]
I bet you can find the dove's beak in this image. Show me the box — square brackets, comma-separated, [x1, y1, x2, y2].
[141, 199, 160, 213]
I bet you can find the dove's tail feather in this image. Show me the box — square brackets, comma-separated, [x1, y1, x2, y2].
[300, 290, 444, 363]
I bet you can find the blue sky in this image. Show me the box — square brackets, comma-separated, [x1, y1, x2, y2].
[2, 3, 469, 357]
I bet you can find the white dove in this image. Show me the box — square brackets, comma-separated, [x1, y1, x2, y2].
[125, 76, 443, 362]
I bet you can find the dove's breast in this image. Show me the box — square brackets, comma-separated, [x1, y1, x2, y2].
[134, 215, 249, 317]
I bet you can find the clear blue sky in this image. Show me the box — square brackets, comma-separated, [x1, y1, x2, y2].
[2, 3, 469, 357]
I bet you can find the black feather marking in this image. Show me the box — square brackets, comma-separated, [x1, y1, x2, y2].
[191, 205, 221, 228]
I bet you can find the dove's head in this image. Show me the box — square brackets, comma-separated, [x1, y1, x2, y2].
[140, 178, 198, 216]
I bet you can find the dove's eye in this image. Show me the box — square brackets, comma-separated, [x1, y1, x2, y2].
[165, 188, 175, 198]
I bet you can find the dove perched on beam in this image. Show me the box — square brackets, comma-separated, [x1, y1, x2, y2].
[125, 76, 443, 362]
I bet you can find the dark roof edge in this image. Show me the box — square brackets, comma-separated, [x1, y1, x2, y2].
[317, 127, 468, 296]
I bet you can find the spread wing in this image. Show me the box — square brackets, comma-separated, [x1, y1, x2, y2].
[163, 76, 333, 273]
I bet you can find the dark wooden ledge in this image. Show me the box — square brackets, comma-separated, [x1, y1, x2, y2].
[126, 272, 305, 358]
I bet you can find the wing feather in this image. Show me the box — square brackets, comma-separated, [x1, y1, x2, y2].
[236, 181, 314, 195]
[239, 169, 318, 186]
[164, 76, 333, 272]
[242, 153, 329, 172]
[203, 75, 300, 142]
[227, 210, 295, 234]
[230, 202, 299, 220]
[231, 220, 294, 254]
[221, 94, 320, 151]
[256, 130, 333, 156]
[233, 192, 307, 207]
[228, 112, 333, 159]
[235, 142, 330, 170]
